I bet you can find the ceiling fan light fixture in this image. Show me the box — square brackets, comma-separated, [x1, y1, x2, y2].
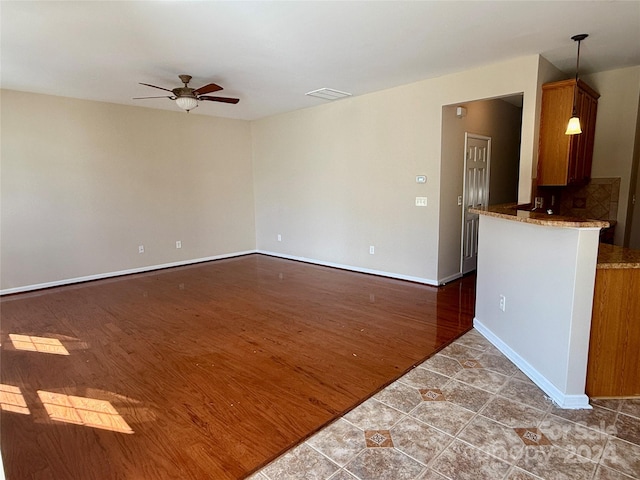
[176, 96, 198, 112]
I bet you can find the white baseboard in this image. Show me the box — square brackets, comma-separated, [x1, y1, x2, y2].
[2, 249, 442, 295]
[0, 250, 257, 295]
[438, 272, 463, 285]
[474, 318, 591, 410]
[257, 250, 439, 286]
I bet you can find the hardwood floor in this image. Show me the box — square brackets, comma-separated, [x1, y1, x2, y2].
[0, 254, 475, 479]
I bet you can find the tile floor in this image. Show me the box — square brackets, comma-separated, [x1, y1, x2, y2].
[248, 329, 640, 480]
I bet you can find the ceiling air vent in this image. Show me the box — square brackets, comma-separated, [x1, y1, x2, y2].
[305, 88, 352, 101]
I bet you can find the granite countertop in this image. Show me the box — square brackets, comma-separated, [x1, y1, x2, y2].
[469, 204, 610, 229]
[597, 243, 640, 269]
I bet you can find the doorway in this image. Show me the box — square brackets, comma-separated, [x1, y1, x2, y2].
[437, 95, 523, 283]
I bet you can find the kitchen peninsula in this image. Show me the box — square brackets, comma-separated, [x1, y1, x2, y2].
[470, 204, 608, 409]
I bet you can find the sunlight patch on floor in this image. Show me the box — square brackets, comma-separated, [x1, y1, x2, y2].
[37, 390, 134, 434]
[0, 384, 30, 415]
[9, 334, 70, 355]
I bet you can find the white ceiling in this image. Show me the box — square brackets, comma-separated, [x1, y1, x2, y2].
[2, 1, 639, 120]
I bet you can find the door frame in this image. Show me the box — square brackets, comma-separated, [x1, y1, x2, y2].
[460, 132, 492, 275]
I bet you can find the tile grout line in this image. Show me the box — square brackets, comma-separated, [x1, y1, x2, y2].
[397, 425, 457, 473]
[340, 415, 366, 432]
[504, 465, 546, 480]
[302, 438, 357, 471]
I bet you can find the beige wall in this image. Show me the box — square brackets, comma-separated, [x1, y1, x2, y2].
[582, 66, 640, 245]
[252, 55, 544, 284]
[438, 98, 522, 281]
[627, 93, 640, 249]
[0, 90, 255, 291]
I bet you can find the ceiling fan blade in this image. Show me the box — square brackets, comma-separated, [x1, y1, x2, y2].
[199, 95, 240, 104]
[132, 96, 174, 99]
[139, 82, 174, 93]
[193, 83, 223, 95]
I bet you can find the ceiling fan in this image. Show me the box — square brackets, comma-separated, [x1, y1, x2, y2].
[134, 74, 239, 112]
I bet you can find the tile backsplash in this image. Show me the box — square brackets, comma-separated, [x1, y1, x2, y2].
[535, 177, 621, 221]
[557, 177, 620, 220]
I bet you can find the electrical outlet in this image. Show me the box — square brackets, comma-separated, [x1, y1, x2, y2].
[138, 245, 144, 254]
[176, 240, 182, 249]
[277, 234, 282, 242]
[499, 294, 506, 312]
[458, 195, 463, 206]
[415, 197, 428, 207]
[369, 246, 375, 255]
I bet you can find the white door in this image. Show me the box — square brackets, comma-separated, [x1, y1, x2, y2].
[461, 133, 491, 274]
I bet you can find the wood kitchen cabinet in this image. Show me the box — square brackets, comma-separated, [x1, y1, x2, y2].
[537, 79, 599, 186]
[586, 245, 640, 397]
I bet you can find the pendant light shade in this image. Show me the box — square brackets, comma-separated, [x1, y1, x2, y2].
[565, 33, 588, 136]
[565, 116, 582, 135]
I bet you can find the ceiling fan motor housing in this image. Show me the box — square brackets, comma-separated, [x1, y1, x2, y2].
[175, 75, 197, 99]
[172, 87, 196, 98]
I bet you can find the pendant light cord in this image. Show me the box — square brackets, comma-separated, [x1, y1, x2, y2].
[570, 34, 588, 117]
[572, 39, 580, 116]
[575, 37, 581, 83]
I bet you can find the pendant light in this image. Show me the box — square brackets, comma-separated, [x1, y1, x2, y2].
[565, 33, 588, 135]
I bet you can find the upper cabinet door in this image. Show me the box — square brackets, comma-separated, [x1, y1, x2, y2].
[537, 79, 599, 187]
